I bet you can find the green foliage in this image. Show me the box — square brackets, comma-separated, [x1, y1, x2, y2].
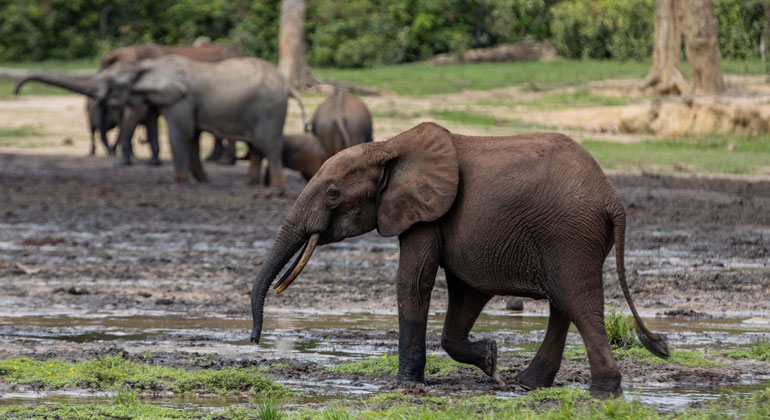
[256, 401, 285, 420]
[727, 339, 770, 361]
[510, 88, 635, 108]
[330, 353, 460, 376]
[583, 135, 770, 175]
[0, 356, 290, 396]
[564, 346, 721, 368]
[550, 0, 655, 60]
[604, 306, 638, 350]
[2, 0, 770, 65]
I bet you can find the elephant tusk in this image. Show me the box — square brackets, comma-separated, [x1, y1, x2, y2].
[274, 233, 320, 295]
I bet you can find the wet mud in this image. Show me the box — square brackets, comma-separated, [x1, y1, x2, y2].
[1, 152, 769, 410]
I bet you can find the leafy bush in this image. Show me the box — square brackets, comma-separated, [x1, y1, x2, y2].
[550, 0, 655, 60]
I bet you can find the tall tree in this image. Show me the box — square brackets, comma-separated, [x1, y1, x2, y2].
[643, 0, 725, 95]
[642, 0, 687, 94]
[278, 0, 315, 89]
[680, 0, 725, 94]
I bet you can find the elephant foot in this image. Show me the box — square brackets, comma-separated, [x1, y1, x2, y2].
[589, 383, 622, 399]
[173, 168, 188, 183]
[588, 372, 622, 399]
[147, 157, 161, 166]
[513, 358, 558, 391]
[117, 156, 132, 166]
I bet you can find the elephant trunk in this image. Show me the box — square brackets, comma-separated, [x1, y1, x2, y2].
[13, 74, 97, 98]
[250, 220, 309, 344]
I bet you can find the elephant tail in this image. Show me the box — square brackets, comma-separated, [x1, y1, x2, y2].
[611, 205, 670, 359]
[334, 87, 352, 149]
[288, 88, 310, 133]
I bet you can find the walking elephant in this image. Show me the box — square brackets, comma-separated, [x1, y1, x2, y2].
[88, 43, 243, 164]
[311, 88, 373, 157]
[15, 55, 306, 185]
[250, 122, 669, 398]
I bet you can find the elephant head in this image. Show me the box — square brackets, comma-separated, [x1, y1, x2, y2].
[14, 57, 188, 110]
[250, 122, 459, 343]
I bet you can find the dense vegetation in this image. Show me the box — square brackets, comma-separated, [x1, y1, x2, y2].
[0, 0, 768, 67]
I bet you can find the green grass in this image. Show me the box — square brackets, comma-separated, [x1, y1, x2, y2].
[727, 340, 770, 362]
[0, 356, 289, 396]
[330, 353, 461, 376]
[517, 89, 635, 108]
[563, 346, 721, 368]
[583, 135, 770, 175]
[1, 384, 770, 420]
[315, 60, 652, 95]
[0, 79, 73, 97]
[605, 306, 638, 350]
[0, 126, 43, 137]
[428, 108, 554, 132]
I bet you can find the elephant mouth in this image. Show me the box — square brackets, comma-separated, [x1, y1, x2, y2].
[273, 232, 320, 295]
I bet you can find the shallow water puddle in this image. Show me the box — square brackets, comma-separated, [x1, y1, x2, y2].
[1, 310, 769, 410]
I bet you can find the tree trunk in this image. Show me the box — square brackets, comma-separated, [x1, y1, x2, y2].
[680, 0, 725, 94]
[278, 0, 315, 89]
[642, 0, 687, 95]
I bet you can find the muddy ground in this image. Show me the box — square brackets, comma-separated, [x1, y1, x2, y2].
[1, 149, 769, 408]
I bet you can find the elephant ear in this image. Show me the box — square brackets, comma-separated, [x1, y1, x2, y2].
[130, 58, 188, 107]
[377, 122, 459, 237]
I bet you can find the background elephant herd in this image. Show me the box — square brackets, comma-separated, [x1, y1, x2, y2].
[13, 42, 373, 187]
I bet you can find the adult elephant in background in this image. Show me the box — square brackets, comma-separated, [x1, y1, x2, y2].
[250, 122, 669, 398]
[15, 55, 306, 186]
[311, 88, 373, 157]
[87, 43, 243, 165]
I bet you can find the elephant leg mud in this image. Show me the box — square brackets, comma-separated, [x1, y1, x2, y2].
[441, 272, 497, 379]
[189, 131, 208, 183]
[146, 107, 161, 166]
[564, 280, 623, 398]
[514, 304, 570, 390]
[396, 225, 439, 384]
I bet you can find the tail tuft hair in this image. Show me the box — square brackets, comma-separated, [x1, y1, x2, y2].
[638, 331, 669, 359]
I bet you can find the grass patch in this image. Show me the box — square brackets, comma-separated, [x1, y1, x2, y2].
[0, 126, 43, 137]
[727, 339, 770, 362]
[315, 60, 651, 95]
[0, 80, 74, 98]
[330, 353, 461, 377]
[428, 108, 554, 131]
[0, 356, 289, 396]
[583, 135, 770, 175]
[605, 306, 638, 350]
[512, 89, 634, 109]
[563, 346, 721, 368]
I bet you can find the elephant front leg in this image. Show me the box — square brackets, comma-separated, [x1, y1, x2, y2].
[396, 225, 439, 384]
[116, 106, 140, 166]
[145, 107, 161, 166]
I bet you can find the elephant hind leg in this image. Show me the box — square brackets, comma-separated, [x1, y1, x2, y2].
[514, 303, 570, 390]
[557, 272, 622, 399]
[440, 272, 496, 378]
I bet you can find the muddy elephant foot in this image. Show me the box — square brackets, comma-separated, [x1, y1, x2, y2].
[513, 358, 559, 391]
[588, 373, 622, 399]
[117, 155, 132, 166]
[480, 339, 497, 378]
[147, 157, 161, 166]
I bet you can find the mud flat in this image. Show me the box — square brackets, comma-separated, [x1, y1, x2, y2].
[1, 152, 769, 414]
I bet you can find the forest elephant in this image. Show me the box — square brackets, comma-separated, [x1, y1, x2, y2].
[89, 43, 243, 164]
[311, 88, 373, 157]
[15, 55, 307, 185]
[250, 122, 669, 398]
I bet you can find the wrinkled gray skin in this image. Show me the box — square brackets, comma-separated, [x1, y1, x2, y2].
[312, 88, 373, 157]
[90, 43, 242, 165]
[250, 122, 669, 399]
[15, 56, 301, 185]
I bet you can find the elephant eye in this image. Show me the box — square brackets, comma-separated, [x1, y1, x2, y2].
[326, 188, 341, 200]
